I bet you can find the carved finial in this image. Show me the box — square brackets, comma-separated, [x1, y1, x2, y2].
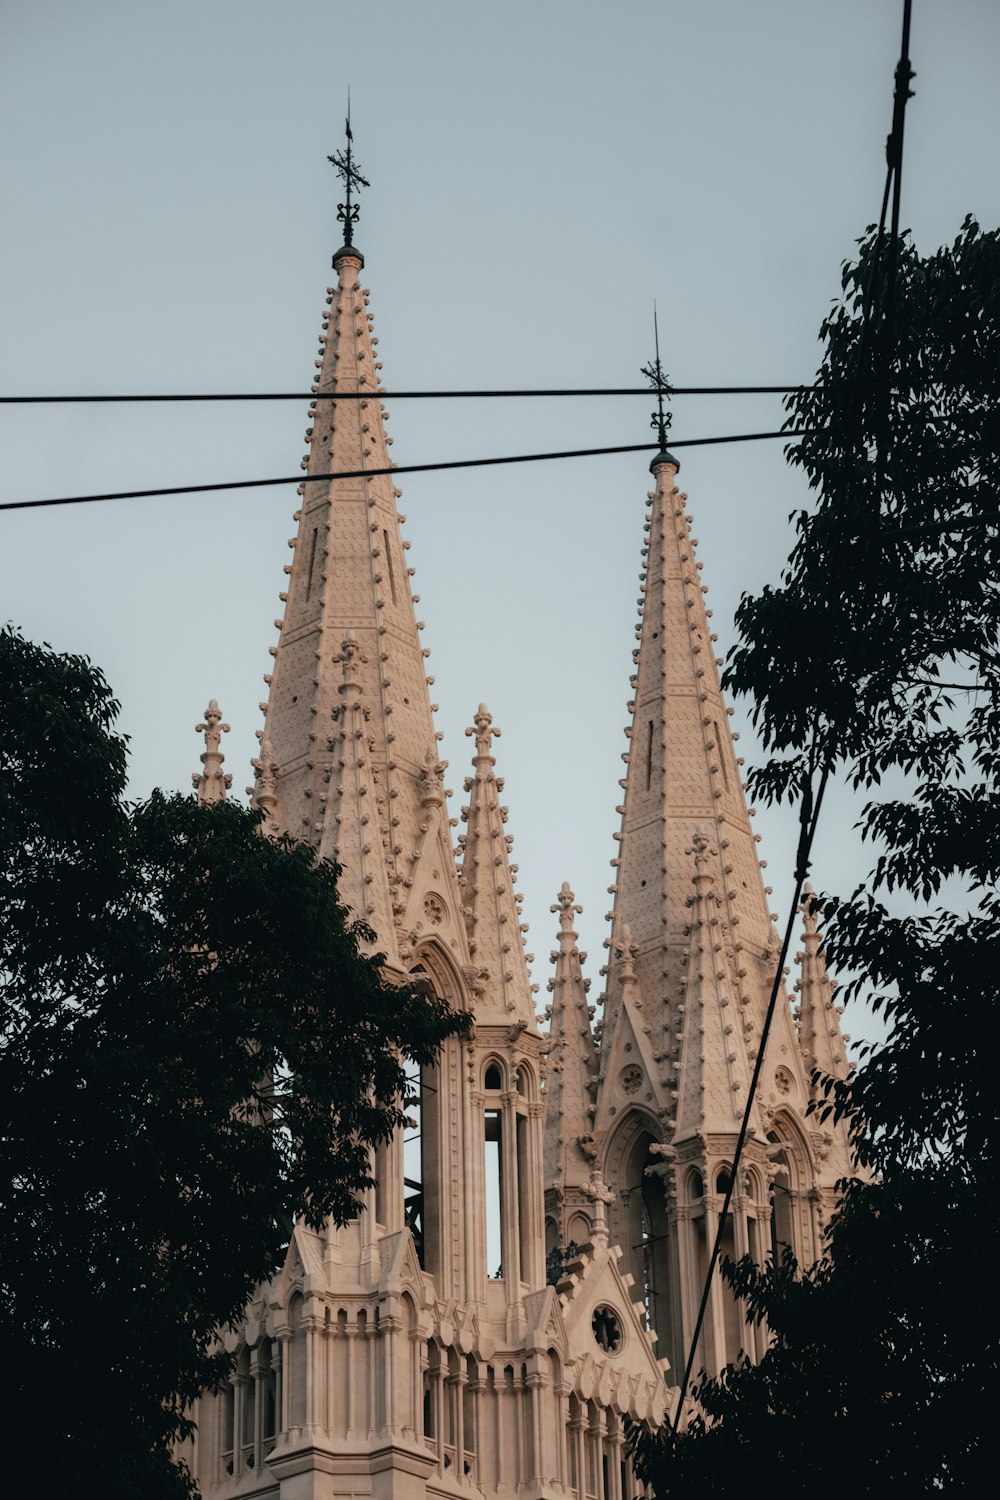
[583, 1168, 616, 1243]
[250, 737, 278, 823]
[687, 828, 713, 872]
[614, 922, 638, 980]
[551, 881, 583, 932]
[193, 699, 232, 805]
[327, 95, 370, 257]
[419, 744, 447, 802]
[800, 882, 823, 937]
[466, 702, 501, 759]
[337, 631, 368, 690]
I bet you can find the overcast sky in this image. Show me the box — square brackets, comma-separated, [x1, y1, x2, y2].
[3, 0, 997, 1041]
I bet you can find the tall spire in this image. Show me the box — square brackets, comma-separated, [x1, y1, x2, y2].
[593, 335, 777, 1148]
[192, 699, 231, 805]
[457, 705, 536, 1022]
[256, 136, 467, 970]
[543, 883, 599, 1199]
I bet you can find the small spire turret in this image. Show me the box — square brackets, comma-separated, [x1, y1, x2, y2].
[543, 883, 599, 1207]
[672, 829, 761, 1140]
[193, 699, 231, 805]
[458, 704, 536, 1022]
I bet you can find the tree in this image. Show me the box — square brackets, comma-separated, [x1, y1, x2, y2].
[0, 626, 468, 1497]
[634, 219, 1000, 1494]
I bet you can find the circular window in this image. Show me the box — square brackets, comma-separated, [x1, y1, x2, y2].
[592, 1306, 623, 1354]
[619, 1065, 643, 1096]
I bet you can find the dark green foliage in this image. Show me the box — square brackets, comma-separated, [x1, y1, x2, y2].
[0, 626, 467, 1497]
[634, 221, 1000, 1495]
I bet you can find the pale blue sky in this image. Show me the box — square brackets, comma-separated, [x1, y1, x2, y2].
[2, 1, 997, 1039]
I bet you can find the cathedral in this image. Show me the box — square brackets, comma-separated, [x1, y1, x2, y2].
[182, 155, 854, 1498]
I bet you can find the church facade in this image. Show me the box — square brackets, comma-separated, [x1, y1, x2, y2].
[183, 197, 853, 1500]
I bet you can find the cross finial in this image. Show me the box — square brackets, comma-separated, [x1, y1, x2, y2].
[193, 698, 232, 805]
[641, 303, 677, 465]
[552, 881, 583, 932]
[327, 95, 370, 253]
[466, 702, 501, 759]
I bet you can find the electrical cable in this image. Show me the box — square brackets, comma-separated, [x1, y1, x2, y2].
[0, 428, 812, 514]
[0, 385, 812, 405]
[669, 761, 831, 1431]
[668, 0, 915, 1433]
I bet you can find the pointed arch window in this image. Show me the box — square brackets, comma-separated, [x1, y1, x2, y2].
[483, 1062, 505, 1278]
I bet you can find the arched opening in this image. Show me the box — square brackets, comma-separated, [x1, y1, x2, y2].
[605, 1116, 671, 1356]
[287, 1294, 306, 1428]
[483, 1060, 505, 1278]
[220, 1371, 235, 1477]
[767, 1113, 814, 1266]
[402, 962, 450, 1273]
[712, 1162, 742, 1365]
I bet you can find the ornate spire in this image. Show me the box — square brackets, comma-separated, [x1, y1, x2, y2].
[672, 830, 761, 1140]
[543, 883, 599, 1196]
[192, 699, 231, 805]
[457, 705, 535, 1022]
[257, 167, 460, 971]
[796, 884, 851, 1098]
[315, 633, 400, 959]
[247, 737, 278, 828]
[593, 440, 776, 1146]
[327, 98, 369, 264]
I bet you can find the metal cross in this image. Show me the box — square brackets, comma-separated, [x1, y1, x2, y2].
[327, 97, 370, 248]
[641, 302, 673, 449]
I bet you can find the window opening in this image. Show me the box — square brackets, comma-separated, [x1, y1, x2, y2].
[713, 721, 730, 790]
[403, 1061, 425, 1266]
[516, 1112, 530, 1276]
[383, 530, 398, 603]
[305, 526, 319, 600]
[645, 720, 654, 790]
[484, 1109, 504, 1277]
[639, 1194, 655, 1331]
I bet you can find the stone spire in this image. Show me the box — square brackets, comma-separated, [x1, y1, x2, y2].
[543, 883, 599, 1196]
[796, 884, 851, 1100]
[247, 737, 278, 829]
[192, 699, 231, 805]
[457, 704, 535, 1022]
[256, 199, 467, 970]
[593, 453, 777, 1143]
[316, 632, 398, 947]
[672, 831, 762, 1139]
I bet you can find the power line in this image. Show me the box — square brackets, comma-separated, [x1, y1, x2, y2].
[0, 385, 811, 405]
[668, 0, 916, 1434]
[0, 428, 811, 514]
